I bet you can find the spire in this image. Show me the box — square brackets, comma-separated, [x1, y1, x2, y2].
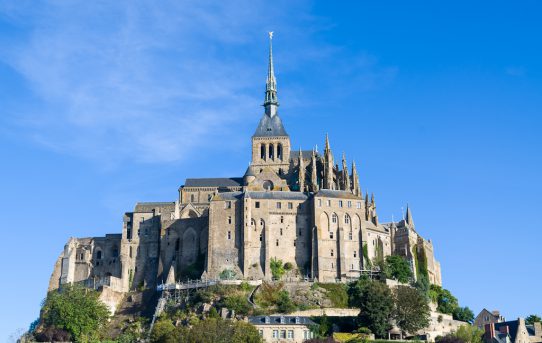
[351, 160, 361, 196]
[342, 153, 350, 191]
[325, 133, 331, 152]
[263, 31, 279, 117]
[311, 149, 318, 191]
[371, 193, 375, 205]
[405, 205, 415, 228]
[298, 147, 305, 192]
[323, 134, 334, 189]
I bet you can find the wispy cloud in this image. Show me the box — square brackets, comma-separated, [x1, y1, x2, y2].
[0, 1, 396, 166]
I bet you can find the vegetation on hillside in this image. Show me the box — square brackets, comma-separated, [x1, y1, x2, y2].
[32, 285, 110, 342]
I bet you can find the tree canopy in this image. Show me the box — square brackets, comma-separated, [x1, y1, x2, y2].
[349, 278, 393, 338]
[393, 285, 430, 336]
[39, 285, 110, 342]
[526, 314, 542, 325]
[385, 255, 413, 283]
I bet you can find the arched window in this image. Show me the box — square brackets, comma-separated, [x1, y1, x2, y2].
[96, 250, 102, 260]
[261, 144, 266, 160]
[129, 246, 132, 258]
[277, 143, 283, 160]
[112, 246, 119, 258]
[332, 213, 338, 224]
[190, 194, 195, 203]
[269, 143, 274, 160]
[345, 214, 350, 224]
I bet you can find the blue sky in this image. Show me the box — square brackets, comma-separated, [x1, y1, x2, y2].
[1, 0, 541, 339]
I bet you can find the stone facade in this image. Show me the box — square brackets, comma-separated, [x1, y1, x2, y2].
[48, 37, 442, 296]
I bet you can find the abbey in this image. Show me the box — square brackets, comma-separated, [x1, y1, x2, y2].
[48, 37, 441, 296]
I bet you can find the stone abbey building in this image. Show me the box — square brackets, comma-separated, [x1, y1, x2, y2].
[48, 36, 442, 295]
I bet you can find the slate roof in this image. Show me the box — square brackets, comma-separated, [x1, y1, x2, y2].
[495, 321, 520, 343]
[253, 113, 288, 137]
[315, 189, 361, 199]
[290, 150, 319, 159]
[184, 178, 243, 188]
[248, 316, 315, 326]
[216, 192, 244, 200]
[247, 191, 309, 200]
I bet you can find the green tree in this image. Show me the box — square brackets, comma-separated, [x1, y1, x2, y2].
[430, 285, 459, 315]
[223, 294, 252, 315]
[385, 255, 413, 283]
[276, 290, 296, 313]
[526, 314, 542, 325]
[187, 318, 262, 343]
[453, 325, 484, 343]
[393, 285, 430, 338]
[150, 317, 181, 343]
[270, 258, 286, 280]
[453, 307, 475, 324]
[350, 278, 393, 338]
[40, 285, 110, 342]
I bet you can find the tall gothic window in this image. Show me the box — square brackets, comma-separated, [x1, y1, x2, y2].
[277, 143, 283, 160]
[269, 143, 274, 160]
[345, 214, 350, 224]
[261, 144, 266, 160]
[332, 213, 338, 224]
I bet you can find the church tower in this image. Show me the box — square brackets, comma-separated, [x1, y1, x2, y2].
[251, 32, 291, 176]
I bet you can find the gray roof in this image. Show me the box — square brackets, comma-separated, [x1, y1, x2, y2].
[249, 316, 315, 326]
[184, 178, 243, 188]
[253, 113, 288, 137]
[315, 189, 361, 199]
[247, 191, 309, 200]
[290, 150, 319, 160]
[216, 192, 244, 200]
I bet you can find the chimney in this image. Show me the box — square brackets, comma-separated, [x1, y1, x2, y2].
[485, 323, 495, 342]
[492, 310, 500, 317]
[498, 325, 509, 335]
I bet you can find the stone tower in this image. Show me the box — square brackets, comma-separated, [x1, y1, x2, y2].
[251, 32, 291, 177]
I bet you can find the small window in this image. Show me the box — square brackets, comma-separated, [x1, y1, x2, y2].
[273, 330, 278, 339]
[348, 201, 352, 208]
[276, 239, 279, 246]
[280, 228, 283, 236]
[190, 194, 195, 202]
[287, 330, 294, 339]
[345, 214, 350, 224]
[129, 247, 133, 258]
[332, 213, 338, 223]
[330, 249, 334, 257]
[327, 199, 331, 206]
[294, 240, 297, 247]
[354, 250, 357, 258]
[280, 330, 286, 339]
[349, 231, 353, 240]
[357, 202, 361, 209]
[280, 216, 284, 223]
[255, 201, 260, 208]
[227, 231, 231, 240]
[276, 202, 281, 209]
[339, 200, 343, 208]
[259, 233, 263, 242]
[318, 199, 322, 207]
[329, 231, 334, 239]
[298, 229, 302, 236]
[331, 262, 334, 268]
[228, 216, 232, 224]
[260, 219, 265, 227]
[226, 201, 232, 209]
[288, 202, 293, 209]
[96, 250, 102, 260]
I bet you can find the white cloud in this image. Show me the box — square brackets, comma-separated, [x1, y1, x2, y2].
[0, 0, 396, 166]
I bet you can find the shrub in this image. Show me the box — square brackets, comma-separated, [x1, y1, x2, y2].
[284, 262, 294, 271]
[317, 283, 349, 308]
[270, 258, 286, 280]
[276, 290, 296, 313]
[223, 294, 252, 316]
